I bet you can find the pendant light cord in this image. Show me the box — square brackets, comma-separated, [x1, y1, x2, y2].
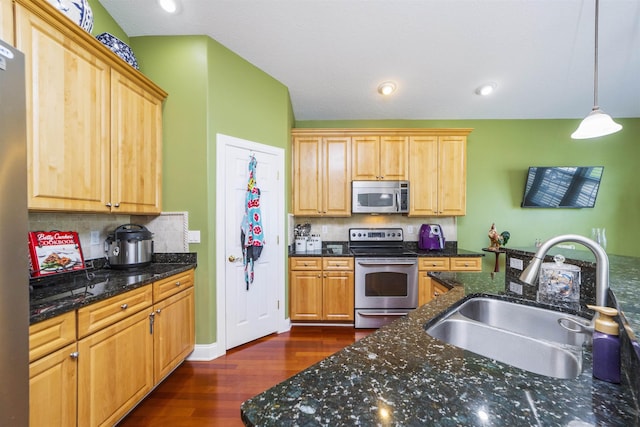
[593, 0, 600, 108]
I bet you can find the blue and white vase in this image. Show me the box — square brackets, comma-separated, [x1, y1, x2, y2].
[47, 0, 94, 33]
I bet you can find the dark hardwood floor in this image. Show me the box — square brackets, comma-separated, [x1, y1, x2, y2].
[118, 326, 374, 427]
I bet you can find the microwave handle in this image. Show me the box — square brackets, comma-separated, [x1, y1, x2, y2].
[396, 191, 400, 212]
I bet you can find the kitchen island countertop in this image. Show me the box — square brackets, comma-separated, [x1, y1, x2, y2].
[241, 263, 640, 426]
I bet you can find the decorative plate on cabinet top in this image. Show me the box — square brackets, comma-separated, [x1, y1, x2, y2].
[96, 33, 140, 70]
[46, 0, 94, 33]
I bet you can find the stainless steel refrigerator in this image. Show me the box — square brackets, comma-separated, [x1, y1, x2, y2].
[0, 38, 29, 425]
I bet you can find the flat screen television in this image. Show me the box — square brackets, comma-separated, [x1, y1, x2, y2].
[521, 166, 604, 208]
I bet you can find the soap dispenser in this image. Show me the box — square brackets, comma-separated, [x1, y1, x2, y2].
[587, 305, 621, 384]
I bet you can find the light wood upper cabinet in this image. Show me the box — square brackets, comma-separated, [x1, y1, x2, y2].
[409, 135, 467, 216]
[14, 0, 166, 214]
[1, 0, 13, 43]
[111, 70, 163, 214]
[292, 128, 471, 216]
[293, 135, 351, 216]
[352, 135, 408, 180]
[16, 3, 111, 212]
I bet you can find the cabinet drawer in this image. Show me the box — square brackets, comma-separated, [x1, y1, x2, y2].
[323, 257, 354, 271]
[29, 311, 76, 363]
[450, 257, 482, 271]
[290, 257, 322, 270]
[418, 257, 450, 271]
[77, 285, 153, 339]
[153, 269, 195, 302]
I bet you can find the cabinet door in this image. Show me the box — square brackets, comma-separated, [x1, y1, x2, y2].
[289, 270, 323, 321]
[78, 309, 154, 427]
[409, 136, 439, 216]
[153, 287, 195, 382]
[438, 136, 467, 216]
[433, 282, 450, 297]
[15, 4, 111, 212]
[293, 136, 322, 216]
[1, 0, 13, 43]
[29, 311, 76, 362]
[111, 70, 163, 214]
[379, 136, 408, 180]
[323, 136, 351, 216]
[323, 272, 354, 321]
[418, 272, 433, 306]
[29, 343, 77, 427]
[351, 136, 379, 180]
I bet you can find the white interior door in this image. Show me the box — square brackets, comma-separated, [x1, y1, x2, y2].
[217, 134, 285, 350]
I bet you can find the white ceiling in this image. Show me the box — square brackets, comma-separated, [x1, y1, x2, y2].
[98, 0, 640, 121]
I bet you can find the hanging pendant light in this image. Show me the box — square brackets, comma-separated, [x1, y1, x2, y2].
[571, 0, 622, 139]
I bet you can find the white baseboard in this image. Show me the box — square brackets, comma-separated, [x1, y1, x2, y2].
[187, 342, 226, 361]
[278, 317, 292, 333]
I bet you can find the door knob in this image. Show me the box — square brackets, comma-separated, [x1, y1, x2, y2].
[228, 255, 242, 262]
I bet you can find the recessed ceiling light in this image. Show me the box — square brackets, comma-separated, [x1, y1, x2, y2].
[377, 81, 397, 96]
[158, 0, 180, 14]
[475, 82, 497, 96]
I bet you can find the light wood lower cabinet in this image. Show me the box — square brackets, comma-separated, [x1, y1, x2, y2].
[290, 257, 354, 322]
[29, 311, 77, 427]
[153, 286, 195, 382]
[28, 269, 195, 427]
[77, 309, 154, 427]
[418, 257, 481, 305]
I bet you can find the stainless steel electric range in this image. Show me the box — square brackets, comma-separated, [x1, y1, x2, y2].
[349, 228, 418, 328]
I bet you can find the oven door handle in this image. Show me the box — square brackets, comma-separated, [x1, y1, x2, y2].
[356, 260, 417, 266]
[357, 311, 410, 317]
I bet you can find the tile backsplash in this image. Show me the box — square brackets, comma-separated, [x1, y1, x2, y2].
[29, 212, 190, 261]
[292, 215, 458, 242]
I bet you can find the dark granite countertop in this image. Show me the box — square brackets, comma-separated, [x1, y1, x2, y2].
[289, 241, 484, 258]
[29, 253, 197, 324]
[241, 252, 640, 426]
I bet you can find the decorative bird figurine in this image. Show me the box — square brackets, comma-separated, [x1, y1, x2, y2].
[488, 223, 509, 250]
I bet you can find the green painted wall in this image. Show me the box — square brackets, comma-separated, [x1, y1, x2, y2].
[296, 119, 640, 271]
[86, 0, 129, 42]
[128, 35, 291, 345]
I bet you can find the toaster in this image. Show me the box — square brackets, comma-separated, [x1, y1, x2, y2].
[418, 224, 445, 250]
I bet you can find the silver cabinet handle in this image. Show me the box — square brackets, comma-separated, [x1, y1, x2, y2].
[70, 352, 79, 359]
[156, 309, 162, 314]
[120, 303, 128, 310]
[149, 312, 155, 334]
[175, 281, 181, 287]
[114, 203, 120, 208]
[105, 202, 112, 207]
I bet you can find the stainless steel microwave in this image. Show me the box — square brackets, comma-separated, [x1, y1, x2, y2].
[352, 181, 409, 214]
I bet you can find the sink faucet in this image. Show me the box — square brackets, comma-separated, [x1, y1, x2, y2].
[519, 234, 609, 307]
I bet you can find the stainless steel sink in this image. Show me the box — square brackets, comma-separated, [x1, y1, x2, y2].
[425, 296, 592, 379]
[455, 297, 591, 347]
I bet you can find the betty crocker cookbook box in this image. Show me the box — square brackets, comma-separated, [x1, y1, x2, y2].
[28, 231, 86, 277]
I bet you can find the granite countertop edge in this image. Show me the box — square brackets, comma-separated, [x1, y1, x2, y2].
[29, 253, 197, 325]
[289, 241, 484, 258]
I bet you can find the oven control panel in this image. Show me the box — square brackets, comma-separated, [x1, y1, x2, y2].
[349, 228, 404, 242]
